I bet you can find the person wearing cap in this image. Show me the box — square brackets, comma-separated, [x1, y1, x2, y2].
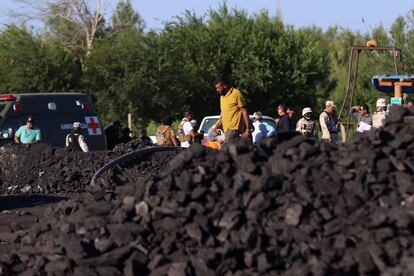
[350, 103, 373, 132]
[14, 116, 41, 144]
[319, 101, 338, 143]
[65, 122, 89, 152]
[296, 107, 317, 138]
[372, 98, 388, 129]
[252, 111, 268, 143]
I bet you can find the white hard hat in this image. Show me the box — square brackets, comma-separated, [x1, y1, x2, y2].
[376, 98, 387, 107]
[326, 100, 336, 108]
[73, 122, 81, 128]
[302, 107, 312, 116]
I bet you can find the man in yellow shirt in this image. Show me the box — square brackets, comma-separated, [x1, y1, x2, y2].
[213, 80, 251, 142]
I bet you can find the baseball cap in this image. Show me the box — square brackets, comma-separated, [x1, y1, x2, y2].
[73, 122, 81, 128]
[26, 116, 35, 123]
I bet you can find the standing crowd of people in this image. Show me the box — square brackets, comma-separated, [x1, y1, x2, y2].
[9, 80, 406, 151]
[152, 79, 399, 148]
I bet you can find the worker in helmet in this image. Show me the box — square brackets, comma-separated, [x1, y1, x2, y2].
[296, 107, 317, 138]
[14, 116, 41, 144]
[372, 98, 388, 129]
[65, 122, 89, 152]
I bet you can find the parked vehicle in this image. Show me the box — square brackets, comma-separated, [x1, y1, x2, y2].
[0, 93, 107, 151]
[198, 114, 277, 138]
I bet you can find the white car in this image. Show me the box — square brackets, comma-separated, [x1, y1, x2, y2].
[198, 115, 277, 137]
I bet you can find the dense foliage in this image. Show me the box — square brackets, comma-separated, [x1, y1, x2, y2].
[0, 2, 413, 133]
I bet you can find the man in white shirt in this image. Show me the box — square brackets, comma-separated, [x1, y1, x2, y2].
[178, 111, 203, 148]
[252, 111, 268, 143]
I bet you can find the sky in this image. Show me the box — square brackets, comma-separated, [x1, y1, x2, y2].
[0, 0, 413, 32]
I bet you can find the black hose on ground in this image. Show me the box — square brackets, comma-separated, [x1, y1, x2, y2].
[90, 146, 176, 186]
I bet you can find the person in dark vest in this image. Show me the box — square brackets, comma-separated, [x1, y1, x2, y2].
[319, 100, 338, 143]
[277, 104, 294, 133]
[105, 121, 122, 150]
[119, 127, 133, 144]
[65, 122, 89, 152]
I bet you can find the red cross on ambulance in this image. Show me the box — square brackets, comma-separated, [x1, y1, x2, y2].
[84, 116, 102, 135]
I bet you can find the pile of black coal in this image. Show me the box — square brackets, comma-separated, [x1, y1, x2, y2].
[0, 139, 170, 194]
[1, 106, 414, 275]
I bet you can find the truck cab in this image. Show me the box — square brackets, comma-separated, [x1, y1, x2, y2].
[0, 93, 107, 151]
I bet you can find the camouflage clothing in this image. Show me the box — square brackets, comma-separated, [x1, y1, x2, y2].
[372, 111, 387, 128]
[296, 118, 317, 137]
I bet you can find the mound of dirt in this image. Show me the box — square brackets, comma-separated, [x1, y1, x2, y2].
[1, 106, 414, 275]
[0, 139, 175, 194]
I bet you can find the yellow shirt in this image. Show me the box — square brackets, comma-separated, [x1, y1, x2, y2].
[220, 87, 246, 131]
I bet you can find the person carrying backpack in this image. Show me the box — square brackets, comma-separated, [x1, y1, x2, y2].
[177, 111, 204, 148]
[156, 115, 179, 147]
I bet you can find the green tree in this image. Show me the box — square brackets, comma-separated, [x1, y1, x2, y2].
[0, 26, 80, 92]
[112, 0, 145, 32]
[83, 28, 151, 128]
[390, 16, 407, 47]
[144, 5, 330, 121]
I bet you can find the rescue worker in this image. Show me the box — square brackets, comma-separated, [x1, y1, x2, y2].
[350, 103, 373, 132]
[140, 129, 153, 146]
[213, 79, 251, 142]
[296, 107, 317, 137]
[372, 98, 388, 129]
[177, 111, 203, 148]
[14, 116, 41, 144]
[319, 100, 338, 143]
[277, 104, 294, 133]
[156, 115, 179, 147]
[65, 122, 89, 152]
[252, 111, 268, 143]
